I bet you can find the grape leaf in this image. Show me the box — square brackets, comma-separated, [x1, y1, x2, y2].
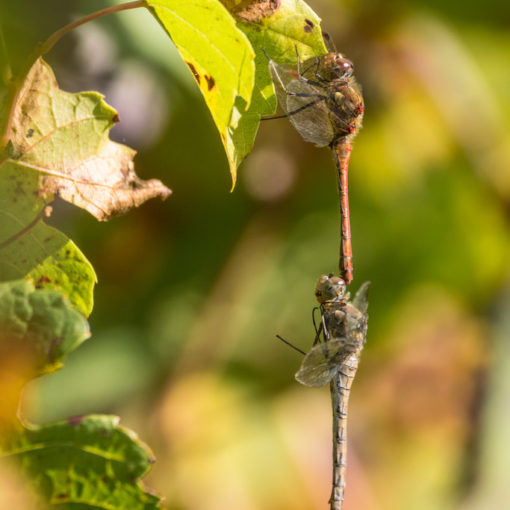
[5, 57, 171, 221]
[0, 279, 90, 426]
[0, 279, 90, 376]
[145, 0, 255, 186]
[0, 415, 161, 509]
[0, 162, 96, 316]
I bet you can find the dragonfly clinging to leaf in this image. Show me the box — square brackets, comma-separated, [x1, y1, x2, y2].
[296, 274, 370, 510]
[264, 45, 364, 285]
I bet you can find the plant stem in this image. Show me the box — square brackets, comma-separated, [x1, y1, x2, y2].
[36, 1, 146, 58]
[0, 0, 147, 148]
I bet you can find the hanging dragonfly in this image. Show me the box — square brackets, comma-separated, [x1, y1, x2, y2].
[296, 274, 369, 510]
[264, 46, 364, 285]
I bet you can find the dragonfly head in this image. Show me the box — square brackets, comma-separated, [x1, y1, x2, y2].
[315, 274, 346, 304]
[330, 54, 354, 79]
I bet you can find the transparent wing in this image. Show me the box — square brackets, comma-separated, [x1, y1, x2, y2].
[295, 339, 349, 388]
[343, 283, 370, 349]
[352, 281, 370, 314]
[269, 61, 334, 147]
[286, 81, 334, 147]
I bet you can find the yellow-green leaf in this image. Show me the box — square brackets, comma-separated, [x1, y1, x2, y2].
[145, 0, 255, 185]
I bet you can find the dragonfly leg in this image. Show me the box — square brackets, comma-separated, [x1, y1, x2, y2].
[261, 98, 322, 121]
[261, 47, 273, 63]
[312, 58, 328, 83]
[290, 47, 328, 88]
[298, 57, 330, 85]
[275, 335, 306, 356]
[312, 313, 324, 346]
[283, 91, 324, 99]
[310, 304, 329, 346]
[289, 68, 328, 89]
[321, 312, 332, 342]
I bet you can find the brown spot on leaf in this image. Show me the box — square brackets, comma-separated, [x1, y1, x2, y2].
[112, 113, 120, 123]
[231, 0, 280, 23]
[47, 337, 63, 363]
[37, 275, 51, 285]
[13, 181, 24, 196]
[304, 19, 314, 33]
[26, 128, 34, 138]
[204, 75, 216, 91]
[185, 61, 201, 84]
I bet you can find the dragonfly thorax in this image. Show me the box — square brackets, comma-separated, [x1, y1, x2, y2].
[326, 80, 364, 142]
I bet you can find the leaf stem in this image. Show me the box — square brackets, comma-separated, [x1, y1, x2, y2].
[0, 207, 47, 250]
[35, 1, 147, 59]
[0, 0, 147, 148]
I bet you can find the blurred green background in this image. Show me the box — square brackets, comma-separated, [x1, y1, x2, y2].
[3, 0, 510, 509]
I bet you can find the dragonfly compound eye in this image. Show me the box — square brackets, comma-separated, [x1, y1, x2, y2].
[332, 55, 354, 79]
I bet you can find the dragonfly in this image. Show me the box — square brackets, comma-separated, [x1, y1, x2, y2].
[264, 47, 364, 285]
[296, 274, 369, 510]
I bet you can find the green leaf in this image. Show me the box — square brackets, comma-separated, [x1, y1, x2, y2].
[1, 415, 161, 509]
[6, 58, 171, 221]
[0, 161, 96, 316]
[145, 0, 255, 185]
[226, 0, 327, 179]
[0, 280, 90, 376]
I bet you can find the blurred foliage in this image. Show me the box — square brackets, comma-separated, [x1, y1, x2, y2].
[2, 0, 510, 509]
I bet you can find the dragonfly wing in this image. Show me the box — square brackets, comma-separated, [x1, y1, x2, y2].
[269, 61, 334, 147]
[352, 281, 370, 314]
[269, 62, 296, 114]
[295, 339, 348, 388]
[286, 80, 334, 147]
[343, 294, 370, 350]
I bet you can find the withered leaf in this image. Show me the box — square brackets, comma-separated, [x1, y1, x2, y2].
[7, 58, 171, 221]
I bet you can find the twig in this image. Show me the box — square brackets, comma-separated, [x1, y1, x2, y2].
[0, 1, 146, 148]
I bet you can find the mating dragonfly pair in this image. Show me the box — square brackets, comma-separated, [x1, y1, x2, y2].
[264, 42, 364, 286]
[266, 35, 367, 510]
